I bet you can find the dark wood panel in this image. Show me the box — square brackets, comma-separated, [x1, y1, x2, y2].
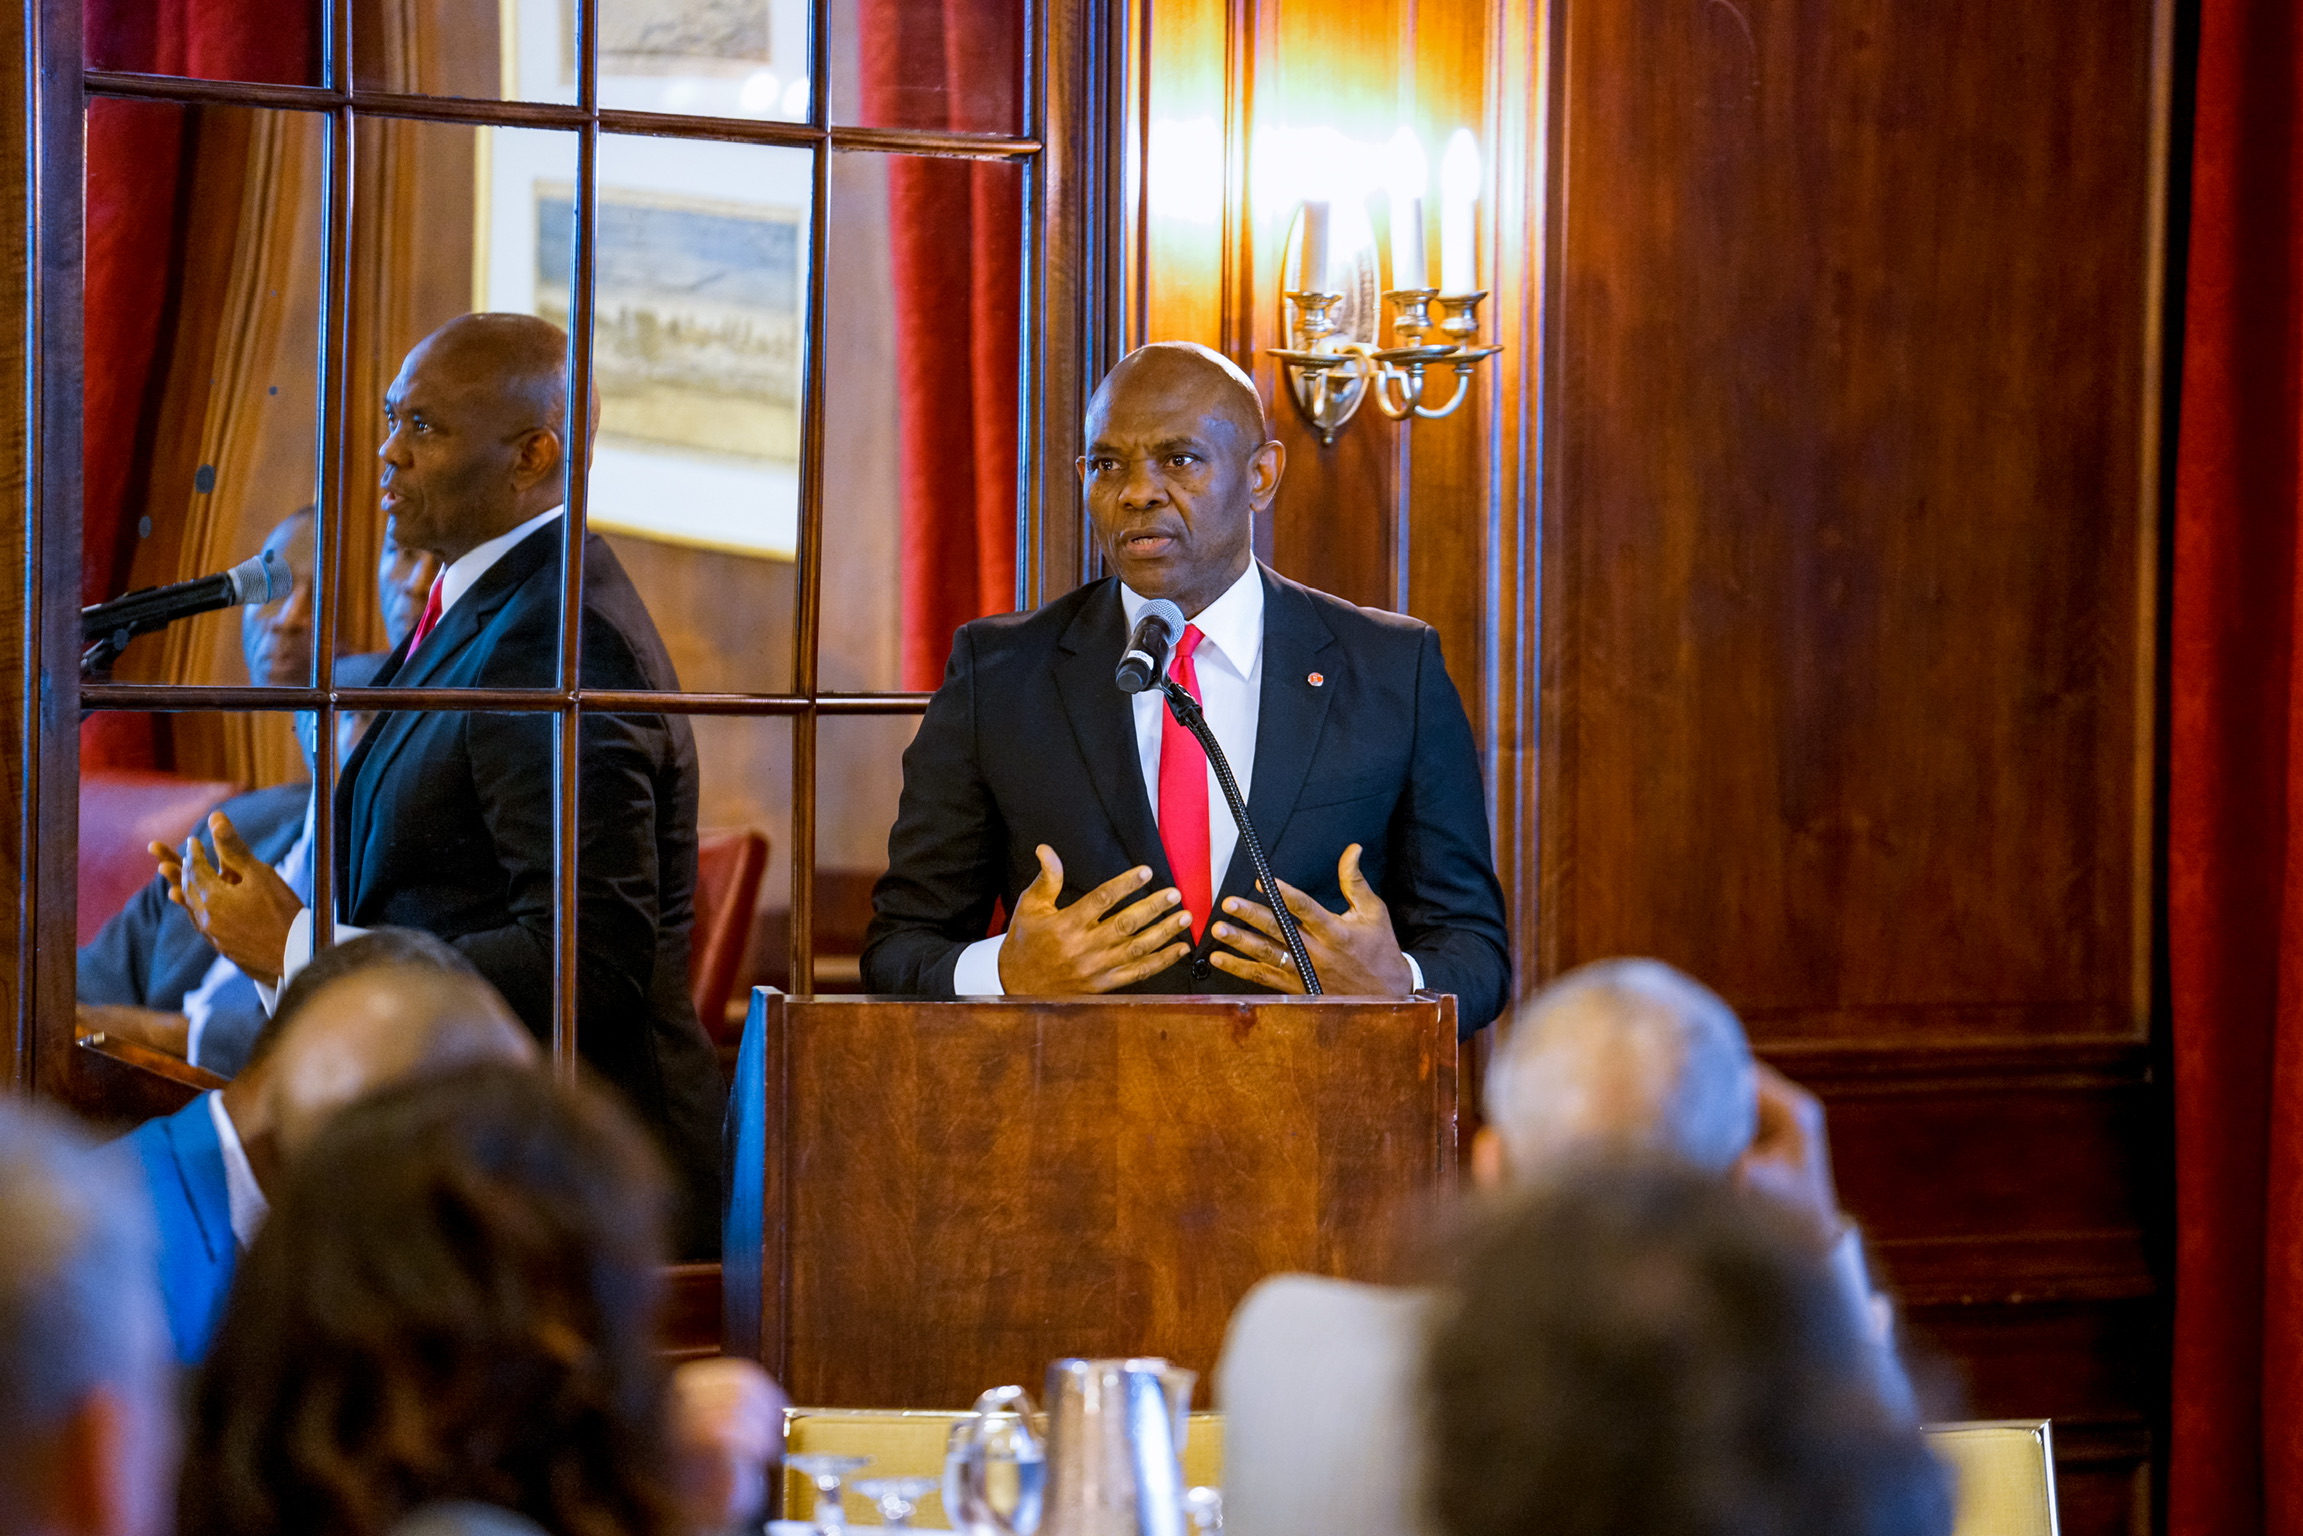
[1537, 0, 2164, 1030]
[0, 0, 27, 1084]
[739, 994, 1457, 1408]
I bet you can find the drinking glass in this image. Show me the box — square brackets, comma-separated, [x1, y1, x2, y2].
[854, 1477, 943, 1534]
[945, 1385, 1046, 1536]
[787, 1454, 874, 1529]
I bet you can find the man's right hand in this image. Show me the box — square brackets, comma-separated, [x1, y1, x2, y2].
[996, 845, 1193, 995]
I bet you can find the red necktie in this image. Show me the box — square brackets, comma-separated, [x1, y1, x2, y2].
[1158, 624, 1212, 942]
[408, 574, 445, 655]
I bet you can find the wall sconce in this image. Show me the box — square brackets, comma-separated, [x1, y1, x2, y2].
[1269, 129, 1500, 445]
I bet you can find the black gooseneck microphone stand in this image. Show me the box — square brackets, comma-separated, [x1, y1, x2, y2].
[1159, 676, 1322, 995]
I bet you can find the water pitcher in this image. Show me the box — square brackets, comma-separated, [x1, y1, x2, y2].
[1039, 1358, 1197, 1536]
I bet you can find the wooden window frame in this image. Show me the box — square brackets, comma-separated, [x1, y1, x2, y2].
[16, 0, 1122, 1098]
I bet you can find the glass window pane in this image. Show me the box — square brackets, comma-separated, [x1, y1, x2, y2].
[579, 706, 788, 1254]
[829, 0, 1022, 136]
[595, 0, 814, 120]
[87, 0, 323, 86]
[83, 99, 324, 689]
[558, 134, 814, 694]
[353, 0, 510, 97]
[812, 714, 918, 992]
[76, 708, 331, 1080]
[340, 119, 581, 678]
[822, 151, 1022, 692]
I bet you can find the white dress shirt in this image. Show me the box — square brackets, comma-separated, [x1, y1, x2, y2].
[205, 1090, 270, 1248]
[953, 563, 1420, 995]
[265, 509, 564, 1001]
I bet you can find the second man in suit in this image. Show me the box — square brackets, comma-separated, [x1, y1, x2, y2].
[862, 342, 1510, 1031]
[160, 313, 725, 1253]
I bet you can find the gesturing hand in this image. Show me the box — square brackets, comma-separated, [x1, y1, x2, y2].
[1734, 1061, 1847, 1246]
[151, 812, 304, 985]
[1207, 843, 1415, 995]
[996, 845, 1194, 995]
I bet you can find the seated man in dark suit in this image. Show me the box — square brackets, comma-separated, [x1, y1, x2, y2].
[862, 342, 1510, 1031]
[115, 928, 534, 1363]
[156, 313, 724, 1255]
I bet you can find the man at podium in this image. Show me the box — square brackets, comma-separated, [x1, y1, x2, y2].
[862, 342, 1510, 1033]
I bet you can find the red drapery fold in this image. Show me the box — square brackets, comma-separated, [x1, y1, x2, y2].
[857, 0, 1022, 691]
[2168, 0, 2303, 1531]
[80, 1, 314, 770]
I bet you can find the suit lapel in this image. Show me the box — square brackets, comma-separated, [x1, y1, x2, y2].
[1052, 581, 1170, 882]
[339, 523, 560, 917]
[1218, 565, 1337, 906]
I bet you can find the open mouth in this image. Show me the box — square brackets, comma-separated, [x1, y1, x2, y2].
[1120, 529, 1178, 557]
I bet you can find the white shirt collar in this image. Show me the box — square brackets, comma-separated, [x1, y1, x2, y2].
[205, 1091, 269, 1249]
[1120, 560, 1265, 678]
[437, 507, 564, 620]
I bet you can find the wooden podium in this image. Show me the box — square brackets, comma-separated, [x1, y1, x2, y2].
[723, 990, 1459, 1408]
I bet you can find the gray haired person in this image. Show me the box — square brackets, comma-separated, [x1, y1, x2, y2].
[0, 1103, 174, 1536]
[1215, 958, 1914, 1536]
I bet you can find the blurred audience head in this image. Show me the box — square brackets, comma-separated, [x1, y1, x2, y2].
[1476, 959, 1756, 1186]
[0, 1105, 172, 1536]
[1425, 1162, 1951, 1536]
[254, 928, 535, 1159]
[376, 516, 443, 650]
[241, 507, 316, 689]
[381, 313, 572, 562]
[182, 1065, 679, 1536]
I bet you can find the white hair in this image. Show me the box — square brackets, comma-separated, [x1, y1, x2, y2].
[0, 1103, 167, 1472]
[1483, 959, 1759, 1176]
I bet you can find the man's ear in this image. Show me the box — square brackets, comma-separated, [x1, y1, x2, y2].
[1247, 439, 1286, 511]
[510, 426, 565, 493]
[1470, 1125, 1508, 1190]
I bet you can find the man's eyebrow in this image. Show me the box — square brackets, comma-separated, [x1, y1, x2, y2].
[1085, 435, 1213, 457]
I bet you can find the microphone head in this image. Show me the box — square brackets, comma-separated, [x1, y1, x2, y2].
[1139, 598, 1186, 644]
[231, 549, 291, 607]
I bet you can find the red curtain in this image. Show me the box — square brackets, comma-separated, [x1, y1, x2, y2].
[857, 0, 1022, 691]
[2168, 0, 2303, 1531]
[78, 1, 313, 769]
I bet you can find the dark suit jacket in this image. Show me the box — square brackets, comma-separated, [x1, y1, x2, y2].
[336, 522, 723, 1252]
[118, 1094, 236, 1364]
[860, 565, 1511, 1033]
[78, 782, 306, 1076]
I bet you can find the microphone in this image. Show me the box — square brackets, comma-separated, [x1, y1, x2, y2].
[81, 550, 292, 648]
[1115, 598, 1186, 693]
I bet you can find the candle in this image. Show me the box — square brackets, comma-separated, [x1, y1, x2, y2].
[1298, 200, 1330, 294]
[1384, 127, 1429, 290]
[1438, 129, 1481, 294]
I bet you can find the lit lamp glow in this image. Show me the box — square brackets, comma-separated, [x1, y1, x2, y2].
[1384, 128, 1428, 291]
[1438, 129, 1481, 295]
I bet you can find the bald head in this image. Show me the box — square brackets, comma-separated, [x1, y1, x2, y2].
[1089, 342, 1269, 451]
[1080, 342, 1283, 617]
[263, 964, 537, 1158]
[380, 312, 575, 564]
[1483, 959, 1758, 1179]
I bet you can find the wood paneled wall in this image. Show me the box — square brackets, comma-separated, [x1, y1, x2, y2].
[1130, 0, 2176, 1530]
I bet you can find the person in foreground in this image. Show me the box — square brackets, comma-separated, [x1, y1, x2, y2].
[179, 1064, 756, 1536]
[1427, 1163, 1952, 1536]
[153, 312, 724, 1254]
[862, 342, 1510, 1032]
[0, 1102, 174, 1536]
[1216, 958, 1914, 1536]
[118, 928, 537, 1364]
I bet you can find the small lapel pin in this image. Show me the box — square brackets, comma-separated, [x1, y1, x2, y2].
[1307, 671, 1325, 687]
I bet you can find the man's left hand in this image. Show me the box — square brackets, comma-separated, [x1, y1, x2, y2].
[669, 1356, 788, 1529]
[1735, 1062, 1846, 1246]
[152, 812, 304, 986]
[1208, 844, 1416, 995]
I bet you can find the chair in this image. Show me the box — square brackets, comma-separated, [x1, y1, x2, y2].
[781, 1407, 1228, 1524]
[1926, 1420, 2060, 1536]
[692, 828, 768, 1042]
[78, 769, 243, 945]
